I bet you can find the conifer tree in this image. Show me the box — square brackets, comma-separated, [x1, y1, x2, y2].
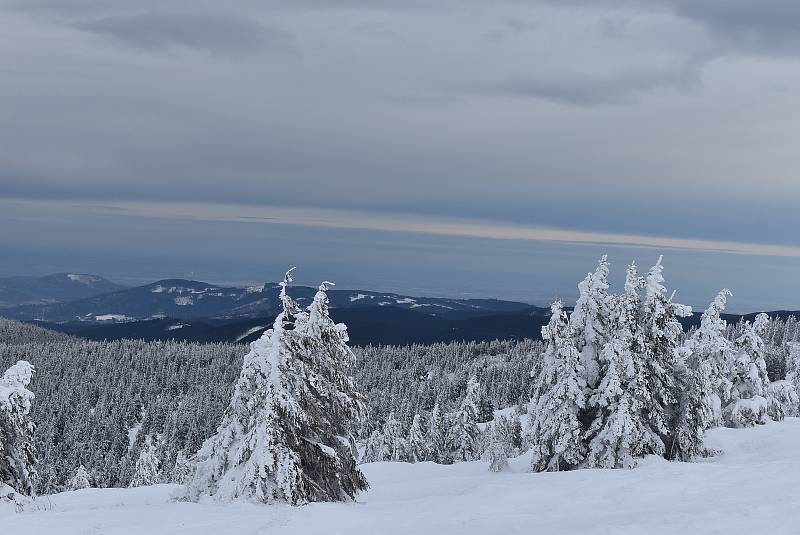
[171, 451, 194, 484]
[530, 301, 587, 472]
[639, 256, 692, 455]
[0, 360, 36, 496]
[586, 263, 660, 468]
[129, 438, 160, 487]
[671, 289, 732, 460]
[408, 414, 429, 462]
[487, 423, 510, 473]
[782, 342, 800, 416]
[428, 403, 450, 464]
[67, 465, 92, 491]
[724, 314, 772, 427]
[184, 270, 367, 504]
[570, 256, 612, 390]
[452, 376, 481, 462]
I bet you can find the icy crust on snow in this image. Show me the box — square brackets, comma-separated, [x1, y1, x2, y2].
[7, 419, 800, 534]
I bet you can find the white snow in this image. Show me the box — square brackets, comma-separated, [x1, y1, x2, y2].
[173, 297, 194, 306]
[66, 274, 99, 285]
[94, 314, 131, 322]
[166, 324, 187, 331]
[7, 419, 800, 534]
[349, 293, 371, 302]
[235, 325, 267, 342]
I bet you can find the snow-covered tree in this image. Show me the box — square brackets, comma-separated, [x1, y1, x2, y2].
[292, 281, 369, 495]
[66, 465, 91, 491]
[408, 414, 429, 462]
[361, 430, 386, 463]
[184, 270, 367, 504]
[129, 438, 160, 487]
[530, 301, 587, 472]
[428, 404, 450, 464]
[171, 450, 194, 485]
[382, 412, 411, 462]
[452, 376, 481, 462]
[570, 256, 612, 390]
[0, 360, 36, 496]
[486, 423, 510, 473]
[724, 314, 772, 427]
[639, 256, 691, 456]
[782, 342, 800, 416]
[671, 289, 732, 460]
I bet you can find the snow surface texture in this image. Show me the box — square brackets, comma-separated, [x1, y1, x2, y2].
[7, 419, 800, 534]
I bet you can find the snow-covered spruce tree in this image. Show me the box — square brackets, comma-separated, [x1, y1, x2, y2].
[670, 289, 733, 460]
[184, 269, 367, 504]
[570, 255, 612, 392]
[487, 423, 510, 473]
[779, 342, 800, 416]
[408, 414, 429, 462]
[428, 403, 450, 464]
[452, 376, 481, 462]
[530, 301, 587, 472]
[639, 256, 692, 457]
[292, 280, 369, 496]
[723, 314, 773, 427]
[171, 451, 194, 485]
[382, 412, 411, 462]
[0, 360, 36, 496]
[586, 263, 661, 468]
[66, 465, 91, 491]
[129, 438, 160, 487]
[361, 429, 386, 463]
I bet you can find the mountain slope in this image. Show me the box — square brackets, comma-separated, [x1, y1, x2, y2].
[31, 306, 548, 346]
[0, 273, 125, 308]
[1, 278, 536, 323]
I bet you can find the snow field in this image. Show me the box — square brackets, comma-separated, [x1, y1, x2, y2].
[6, 419, 800, 535]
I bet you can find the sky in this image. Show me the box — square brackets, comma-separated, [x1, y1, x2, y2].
[1, 0, 800, 311]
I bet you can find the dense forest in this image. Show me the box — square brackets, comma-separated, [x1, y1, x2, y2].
[2, 307, 799, 493]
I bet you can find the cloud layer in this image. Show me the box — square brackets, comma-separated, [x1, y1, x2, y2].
[1, 0, 799, 303]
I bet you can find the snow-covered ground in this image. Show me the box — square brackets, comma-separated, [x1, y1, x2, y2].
[7, 419, 800, 534]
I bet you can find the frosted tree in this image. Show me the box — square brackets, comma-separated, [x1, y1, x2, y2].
[530, 301, 587, 472]
[66, 465, 91, 491]
[587, 263, 662, 468]
[671, 290, 732, 460]
[487, 423, 510, 473]
[184, 270, 367, 504]
[408, 414, 429, 462]
[723, 314, 772, 427]
[129, 438, 160, 487]
[382, 413, 411, 462]
[639, 256, 691, 455]
[428, 403, 450, 464]
[780, 342, 800, 416]
[293, 281, 369, 495]
[171, 451, 194, 484]
[570, 255, 611, 390]
[452, 376, 481, 462]
[0, 360, 36, 496]
[361, 430, 386, 463]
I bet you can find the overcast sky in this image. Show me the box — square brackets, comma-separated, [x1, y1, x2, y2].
[2, 0, 800, 310]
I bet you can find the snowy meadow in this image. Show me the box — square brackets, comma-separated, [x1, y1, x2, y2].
[3, 258, 800, 533]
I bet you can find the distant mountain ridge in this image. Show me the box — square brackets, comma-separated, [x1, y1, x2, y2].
[0, 273, 126, 309]
[0, 275, 538, 323]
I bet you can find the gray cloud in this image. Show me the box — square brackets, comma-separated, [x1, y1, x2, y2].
[0, 0, 799, 254]
[478, 63, 701, 106]
[75, 11, 287, 56]
[673, 0, 800, 55]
